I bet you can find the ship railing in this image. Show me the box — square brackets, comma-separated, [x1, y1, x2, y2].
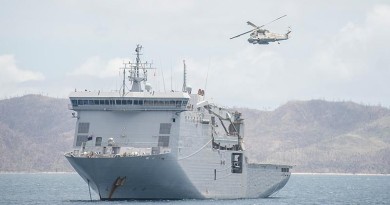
[65, 145, 171, 158]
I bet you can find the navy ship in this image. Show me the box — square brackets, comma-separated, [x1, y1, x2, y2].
[65, 45, 291, 200]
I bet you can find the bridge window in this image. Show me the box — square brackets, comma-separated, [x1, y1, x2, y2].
[71, 100, 77, 106]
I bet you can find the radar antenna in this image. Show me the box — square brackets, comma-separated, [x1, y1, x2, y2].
[120, 44, 155, 95]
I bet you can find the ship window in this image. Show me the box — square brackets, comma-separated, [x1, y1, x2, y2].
[144, 100, 152, 106]
[71, 100, 77, 106]
[95, 137, 102, 146]
[231, 153, 243, 173]
[78, 122, 90, 133]
[76, 135, 88, 146]
[99, 100, 104, 105]
[139, 100, 143, 105]
[122, 100, 127, 105]
[281, 168, 289, 172]
[110, 100, 115, 105]
[169, 100, 175, 106]
[116, 100, 122, 105]
[127, 100, 132, 105]
[158, 136, 170, 147]
[104, 100, 109, 105]
[134, 100, 139, 105]
[159, 123, 172, 134]
[94, 100, 99, 105]
[89, 100, 94, 105]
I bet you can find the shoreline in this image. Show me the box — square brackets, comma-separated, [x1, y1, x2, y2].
[292, 172, 389, 176]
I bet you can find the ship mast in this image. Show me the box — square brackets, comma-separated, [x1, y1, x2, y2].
[120, 44, 155, 95]
[182, 60, 187, 92]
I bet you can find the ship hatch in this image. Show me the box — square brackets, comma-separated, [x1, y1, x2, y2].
[231, 153, 243, 173]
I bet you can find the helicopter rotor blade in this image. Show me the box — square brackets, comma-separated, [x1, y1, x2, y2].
[230, 29, 255, 39]
[247, 21, 258, 28]
[257, 14, 287, 29]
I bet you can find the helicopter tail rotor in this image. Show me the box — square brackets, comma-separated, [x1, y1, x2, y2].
[286, 26, 292, 36]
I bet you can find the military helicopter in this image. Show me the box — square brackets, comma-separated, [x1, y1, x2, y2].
[230, 15, 291, 45]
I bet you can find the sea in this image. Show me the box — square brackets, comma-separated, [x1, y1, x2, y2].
[0, 173, 389, 205]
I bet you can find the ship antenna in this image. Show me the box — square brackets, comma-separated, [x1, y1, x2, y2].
[182, 60, 187, 92]
[124, 44, 155, 92]
[135, 45, 141, 78]
[122, 62, 126, 97]
[204, 57, 210, 98]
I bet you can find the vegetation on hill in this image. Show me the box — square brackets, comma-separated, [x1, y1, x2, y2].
[240, 100, 390, 174]
[0, 95, 74, 172]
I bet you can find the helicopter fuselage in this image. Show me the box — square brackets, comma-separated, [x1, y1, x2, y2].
[230, 15, 290, 45]
[248, 31, 289, 44]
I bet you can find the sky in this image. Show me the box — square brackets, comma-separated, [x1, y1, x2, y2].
[1, 0, 390, 109]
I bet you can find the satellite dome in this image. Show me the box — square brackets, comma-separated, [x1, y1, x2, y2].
[186, 85, 192, 94]
[145, 83, 152, 92]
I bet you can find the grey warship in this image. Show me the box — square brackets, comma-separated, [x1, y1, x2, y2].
[65, 45, 292, 200]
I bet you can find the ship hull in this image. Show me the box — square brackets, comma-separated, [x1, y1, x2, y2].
[66, 153, 290, 200]
[66, 153, 204, 200]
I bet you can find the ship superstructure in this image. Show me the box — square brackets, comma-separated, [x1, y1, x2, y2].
[65, 45, 291, 200]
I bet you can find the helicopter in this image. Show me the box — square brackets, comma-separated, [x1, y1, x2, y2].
[230, 15, 291, 45]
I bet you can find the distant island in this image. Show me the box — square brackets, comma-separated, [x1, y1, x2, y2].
[0, 94, 389, 174]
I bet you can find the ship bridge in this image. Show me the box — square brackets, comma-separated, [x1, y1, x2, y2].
[69, 91, 190, 111]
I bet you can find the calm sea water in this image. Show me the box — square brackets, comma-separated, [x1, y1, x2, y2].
[0, 173, 389, 205]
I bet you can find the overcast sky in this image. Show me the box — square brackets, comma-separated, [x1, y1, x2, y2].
[1, 0, 389, 109]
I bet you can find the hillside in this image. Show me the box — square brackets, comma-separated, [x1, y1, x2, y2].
[239, 100, 390, 174]
[0, 95, 75, 172]
[0, 95, 389, 173]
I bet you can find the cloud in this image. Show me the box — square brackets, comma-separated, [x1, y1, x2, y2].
[67, 56, 123, 78]
[0, 55, 45, 98]
[311, 4, 390, 81]
[0, 55, 44, 84]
